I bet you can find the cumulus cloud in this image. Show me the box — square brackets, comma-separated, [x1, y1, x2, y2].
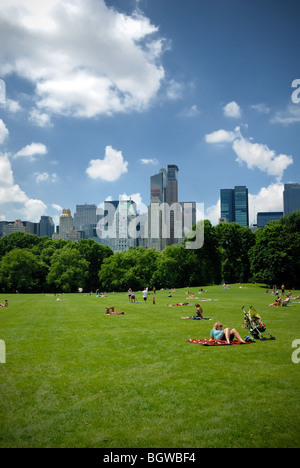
[205, 126, 293, 182]
[0, 152, 47, 221]
[249, 183, 284, 219]
[0, 0, 166, 118]
[205, 128, 240, 144]
[86, 146, 128, 182]
[233, 137, 293, 181]
[14, 143, 48, 161]
[223, 101, 242, 118]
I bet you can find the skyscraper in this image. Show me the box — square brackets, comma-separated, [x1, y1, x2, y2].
[74, 204, 98, 238]
[149, 164, 196, 251]
[220, 189, 235, 223]
[166, 164, 179, 204]
[220, 186, 249, 227]
[39, 216, 54, 238]
[283, 183, 300, 215]
[150, 169, 167, 203]
[234, 186, 249, 227]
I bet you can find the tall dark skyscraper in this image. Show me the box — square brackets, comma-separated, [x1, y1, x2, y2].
[166, 165, 179, 204]
[234, 186, 249, 227]
[220, 189, 235, 223]
[39, 216, 54, 238]
[283, 183, 300, 215]
[220, 186, 249, 227]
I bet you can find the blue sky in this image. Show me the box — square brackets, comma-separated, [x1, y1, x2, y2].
[0, 0, 299, 226]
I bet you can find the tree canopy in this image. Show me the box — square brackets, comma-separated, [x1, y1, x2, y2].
[0, 211, 299, 293]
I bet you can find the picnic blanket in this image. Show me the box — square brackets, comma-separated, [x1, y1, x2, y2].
[186, 338, 250, 346]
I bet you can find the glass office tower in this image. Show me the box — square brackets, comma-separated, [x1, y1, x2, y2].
[283, 183, 300, 215]
[234, 186, 249, 227]
[220, 189, 235, 223]
[220, 186, 249, 227]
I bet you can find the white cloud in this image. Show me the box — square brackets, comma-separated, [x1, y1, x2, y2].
[34, 172, 58, 184]
[206, 125, 293, 182]
[29, 109, 52, 127]
[205, 128, 240, 144]
[23, 199, 47, 221]
[0, 0, 166, 118]
[271, 104, 300, 125]
[52, 203, 62, 212]
[251, 103, 270, 114]
[166, 80, 184, 100]
[249, 184, 284, 224]
[0, 119, 9, 144]
[233, 137, 293, 181]
[14, 143, 48, 161]
[223, 101, 242, 118]
[140, 158, 159, 165]
[0, 152, 47, 221]
[86, 146, 128, 182]
[205, 200, 220, 226]
[2, 99, 22, 113]
[182, 105, 200, 118]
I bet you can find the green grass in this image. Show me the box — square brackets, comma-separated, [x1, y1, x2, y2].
[0, 284, 300, 448]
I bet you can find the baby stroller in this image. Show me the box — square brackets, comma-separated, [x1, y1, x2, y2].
[242, 306, 275, 341]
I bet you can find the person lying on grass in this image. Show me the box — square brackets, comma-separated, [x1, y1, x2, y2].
[0, 300, 8, 307]
[210, 322, 246, 344]
[168, 302, 190, 306]
[105, 307, 124, 315]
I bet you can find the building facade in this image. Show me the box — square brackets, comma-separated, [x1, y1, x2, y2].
[220, 185, 249, 227]
[283, 183, 300, 215]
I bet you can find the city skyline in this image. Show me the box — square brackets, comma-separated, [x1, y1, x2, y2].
[0, 0, 299, 227]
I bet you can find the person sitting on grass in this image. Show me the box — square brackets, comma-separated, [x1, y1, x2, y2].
[268, 297, 282, 306]
[105, 307, 124, 315]
[181, 304, 207, 320]
[0, 300, 8, 307]
[281, 295, 291, 306]
[210, 322, 246, 344]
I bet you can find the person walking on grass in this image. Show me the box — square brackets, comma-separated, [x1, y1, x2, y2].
[143, 288, 148, 303]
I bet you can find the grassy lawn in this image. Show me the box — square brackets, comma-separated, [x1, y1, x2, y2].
[0, 284, 300, 448]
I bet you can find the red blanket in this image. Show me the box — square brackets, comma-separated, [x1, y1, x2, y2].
[186, 338, 249, 346]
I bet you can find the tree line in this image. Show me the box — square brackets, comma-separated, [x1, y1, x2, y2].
[0, 210, 299, 293]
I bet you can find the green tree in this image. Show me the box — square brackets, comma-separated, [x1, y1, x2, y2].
[152, 245, 196, 288]
[187, 221, 222, 286]
[99, 248, 160, 292]
[46, 247, 90, 293]
[249, 220, 300, 287]
[76, 239, 113, 290]
[215, 223, 255, 283]
[0, 248, 48, 293]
